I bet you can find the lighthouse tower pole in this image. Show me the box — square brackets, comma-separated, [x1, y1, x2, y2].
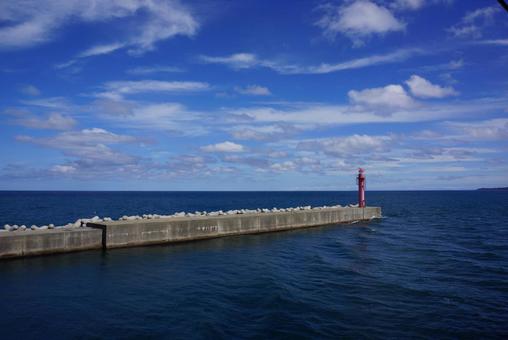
[357, 168, 366, 208]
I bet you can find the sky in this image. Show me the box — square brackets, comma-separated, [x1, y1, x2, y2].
[0, 0, 507, 191]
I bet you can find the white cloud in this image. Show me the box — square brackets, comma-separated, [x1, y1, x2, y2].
[95, 100, 207, 135]
[17, 128, 138, 164]
[199, 48, 422, 74]
[447, 6, 499, 39]
[78, 42, 125, 58]
[20, 85, 41, 96]
[99, 80, 210, 99]
[227, 97, 507, 127]
[0, 0, 198, 55]
[475, 39, 508, 46]
[316, 0, 404, 45]
[305, 48, 421, 74]
[230, 124, 297, 141]
[348, 84, 416, 108]
[17, 112, 76, 130]
[20, 97, 73, 110]
[235, 85, 271, 96]
[199, 53, 259, 69]
[392, 0, 425, 10]
[4, 109, 76, 130]
[270, 161, 296, 172]
[417, 59, 465, 73]
[298, 134, 393, 157]
[405, 75, 458, 98]
[445, 118, 508, 140]
[201, 141, 245, 153]
[126, 65, 184, 75]
[51, 164, 77, 174]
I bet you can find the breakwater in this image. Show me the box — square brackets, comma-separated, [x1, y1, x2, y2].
[0, 205, 381, 259]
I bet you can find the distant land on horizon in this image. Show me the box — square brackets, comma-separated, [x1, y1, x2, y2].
[477, 187, 508, 191]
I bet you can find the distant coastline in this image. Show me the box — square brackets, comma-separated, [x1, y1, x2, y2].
[477, 187, 508, 191]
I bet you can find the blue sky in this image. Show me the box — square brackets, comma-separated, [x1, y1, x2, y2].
[0, 0, 507, 190]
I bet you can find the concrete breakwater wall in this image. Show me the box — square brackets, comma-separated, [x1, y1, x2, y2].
[0, 206, 381, 259]
[0, 228, 103, 259]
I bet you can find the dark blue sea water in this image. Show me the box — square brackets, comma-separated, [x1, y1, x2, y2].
[0, 191, 507, 339]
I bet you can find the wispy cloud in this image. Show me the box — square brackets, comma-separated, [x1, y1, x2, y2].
[298, 134, 394, 157]
[4, 109, 76, 130]
[20, 85, 41, 96]
[94, 99, 208, 135]
[97, 80, 210, 99]
[0, 0, 199, 53]
[126, 65, 185, 75]
[391, 0, 425, 11]
[391, 0, 450, 11]
[475, 39, 508, 46]
[199, 48, 422, 74]
[444, 118, 508, 141]
[78, 42, 125, 58]
[226, 96, 507, 127]
[447, 6, 500, 39]
[17, 128, 138, 165]
[230, 124, 298, 141]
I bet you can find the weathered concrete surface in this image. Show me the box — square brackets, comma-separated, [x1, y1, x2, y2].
[0, 207, 381, 259]
[89, 207, 381, 249]
[0, 228, 102, 259]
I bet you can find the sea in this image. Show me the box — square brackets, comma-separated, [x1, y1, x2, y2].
[0, 191, 507, 339]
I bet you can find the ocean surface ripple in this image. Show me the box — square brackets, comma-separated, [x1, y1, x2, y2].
[0, 191, 507, 339]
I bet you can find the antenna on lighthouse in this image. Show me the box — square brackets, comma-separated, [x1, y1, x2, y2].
[357, 168, 366, 208]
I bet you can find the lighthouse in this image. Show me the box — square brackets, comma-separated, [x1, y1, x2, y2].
[357, 168, 366, 208]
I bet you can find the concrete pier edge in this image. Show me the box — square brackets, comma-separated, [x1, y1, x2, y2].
[0, 206, 381, 259]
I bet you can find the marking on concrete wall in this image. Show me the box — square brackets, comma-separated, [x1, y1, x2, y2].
[197, 226, 218, 232]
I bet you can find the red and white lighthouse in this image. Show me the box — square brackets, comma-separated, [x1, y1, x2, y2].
[357, 168, 366, 208]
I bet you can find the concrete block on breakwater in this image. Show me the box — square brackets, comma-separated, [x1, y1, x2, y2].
[0, 206, 381, 259]
[0, 227, 103, 259]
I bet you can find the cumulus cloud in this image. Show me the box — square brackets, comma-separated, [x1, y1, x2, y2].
[199, 48, 421, 74]
[201, 141, 245, 153]
[316, 0, 404, 45]
[405, 75, 458, 98]
[0, 0, 198, 53]
[234, 85, 271, 96]
[348, 84, 416, 109]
